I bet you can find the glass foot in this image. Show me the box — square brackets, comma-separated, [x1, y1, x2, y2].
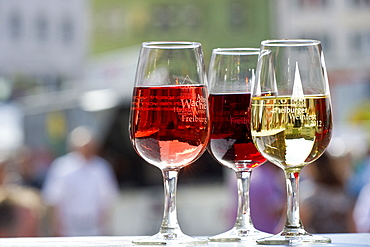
[132, 231, 208, 245]
[208, 227, 271, 242]
[256, 230, 331, 245]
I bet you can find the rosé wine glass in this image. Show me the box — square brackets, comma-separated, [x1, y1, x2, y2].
[251, 39, 333, 245]
[207, 48, 270, 242]
[129, 41, 209, 245]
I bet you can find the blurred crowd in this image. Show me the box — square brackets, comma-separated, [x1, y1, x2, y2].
[0, 127, 369, 237]
[0, 126, 119, 237]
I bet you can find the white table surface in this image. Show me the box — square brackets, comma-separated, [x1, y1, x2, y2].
[0, 233, 369, 246]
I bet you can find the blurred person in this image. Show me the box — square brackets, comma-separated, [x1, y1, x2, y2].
[353, 182, 370, 232]
[300, 152, 355, 233]
[42, 126, 119, 236]
[0, 153, 45, 237]
[0, 186, 44, 237]
[250, 162, 286, 234]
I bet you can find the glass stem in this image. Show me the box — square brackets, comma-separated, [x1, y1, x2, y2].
[234, 170, 253, 230]
[160, 169, 180, 235]
[283, 171, 304, 233]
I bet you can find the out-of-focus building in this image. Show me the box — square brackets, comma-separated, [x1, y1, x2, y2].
[0, 0, 88, 88]
[274, 0, 370, 71]
[0, 0, 90, 155]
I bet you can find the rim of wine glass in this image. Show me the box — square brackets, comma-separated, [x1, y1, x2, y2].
[261, 39, 321, 47]
[212, 47, 260, 55]
[142, 41, 201, 49]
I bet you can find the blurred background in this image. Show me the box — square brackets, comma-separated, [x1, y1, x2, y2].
[0, 0, 369, 238]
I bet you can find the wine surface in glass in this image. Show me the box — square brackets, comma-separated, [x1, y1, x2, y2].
[131, 85, 209, 169]
[251, 94, 332, 171]
[209, 93, 266, 171]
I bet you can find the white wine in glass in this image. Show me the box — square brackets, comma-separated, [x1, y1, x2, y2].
[251, 39, 333, 245]
[129, 41, 209, 245]
[207, 48, 271, 242]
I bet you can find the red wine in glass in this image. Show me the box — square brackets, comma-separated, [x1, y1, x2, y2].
[207, 48, 270, 242]
[209, 93, 266, 171]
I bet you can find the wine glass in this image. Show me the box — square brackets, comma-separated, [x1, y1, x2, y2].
[251, 39, 333, 245]
[129, 41, 209, 245]
[207, 48, 271, 242]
